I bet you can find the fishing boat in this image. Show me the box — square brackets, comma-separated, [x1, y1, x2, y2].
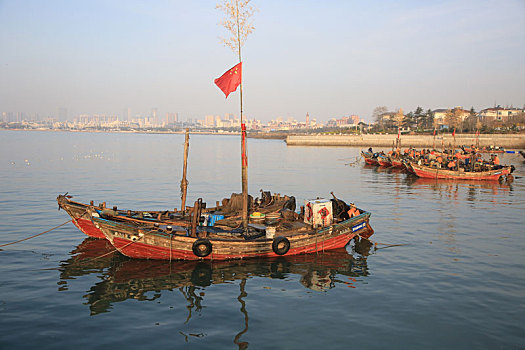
[90, 193, 374, 261]
[57, 194, 184, 239]
[390, 157, 406, 169]
[520, 151, 525, 160]
[377, 154, 392, 167]
[361, 151, 379, 165]
[58, 8, 374, 261]
[406, 162, 513, 180]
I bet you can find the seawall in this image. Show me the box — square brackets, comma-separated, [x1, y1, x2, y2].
[286, 134, 525, 149]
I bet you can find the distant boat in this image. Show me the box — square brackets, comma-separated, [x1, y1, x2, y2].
[361, 151, 379, 165]
[406, 162, 513, 180]
[377, 154, 392, 167]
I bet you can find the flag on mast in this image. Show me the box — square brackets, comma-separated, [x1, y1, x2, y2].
[214, 62, 242, 98]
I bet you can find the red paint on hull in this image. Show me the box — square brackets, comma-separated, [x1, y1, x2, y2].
[111, 232, 358, 261]
[411, 164, 510, 180]
[72, 218, 106, 239]
[364, 157, 379, 165]
[391, 159, 405, 169]
[378, 159, 391, 167]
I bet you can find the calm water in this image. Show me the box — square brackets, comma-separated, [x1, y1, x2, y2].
[1, 130, 524, 349]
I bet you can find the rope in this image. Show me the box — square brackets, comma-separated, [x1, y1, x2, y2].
[81, 231, 148, 262]
[0, 220, 70, 247]
[357, 234, 408, 250]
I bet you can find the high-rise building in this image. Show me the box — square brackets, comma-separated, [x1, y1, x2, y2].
[152, 108, 158, 126]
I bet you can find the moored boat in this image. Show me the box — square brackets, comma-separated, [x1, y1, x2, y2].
[377, 154, 392, 167]
[90, 194, 373, 261]
[407, 162, 513, 180]
[361, 151, 379, 165]
[390, 158, 405, 169]
[57, 194, 186, 239]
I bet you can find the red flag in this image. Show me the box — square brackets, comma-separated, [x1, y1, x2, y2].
[452, 128, 456, 137]
[433, 128, 436, 136]
[397, 127, 400, 139]
[214, 62, 242, 98]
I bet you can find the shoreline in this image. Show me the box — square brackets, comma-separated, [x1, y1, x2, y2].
[2, 128, 524, 148]
[286, 134, 525, 149]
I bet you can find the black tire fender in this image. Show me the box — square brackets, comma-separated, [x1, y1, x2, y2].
[272, 236, 290, 255]
[192, 238, 212, 257]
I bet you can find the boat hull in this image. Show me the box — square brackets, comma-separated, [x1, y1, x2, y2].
[57, 196, 106, 239]
[93, 214, 373, 261]
[409, 162, 511, 180]
[362, 152, 379, 165]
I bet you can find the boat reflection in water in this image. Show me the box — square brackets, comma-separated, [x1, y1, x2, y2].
[58, 237, 373, 309]
[57, 237, 372, 347]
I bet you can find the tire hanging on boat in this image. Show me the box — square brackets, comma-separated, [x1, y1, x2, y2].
[272, 236, 290, 255]
[192, 238, 213, 257]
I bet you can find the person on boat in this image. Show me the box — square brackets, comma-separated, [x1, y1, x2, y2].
[368, 147, 373, 153]
[348, 204, 360, 218]
[447, 159, 456, 170]
[493, 154, 500, 165]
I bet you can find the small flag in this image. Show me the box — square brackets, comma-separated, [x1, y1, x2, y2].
[214, 62, 242, 98]
[433, 128, 436, 136]
[397, 127, 400, 139]
[452, 128, 456, 137]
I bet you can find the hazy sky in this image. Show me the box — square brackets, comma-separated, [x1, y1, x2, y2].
[1, 0, 524, 123]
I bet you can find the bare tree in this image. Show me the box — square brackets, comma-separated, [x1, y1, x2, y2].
[217, 0, 257, 58]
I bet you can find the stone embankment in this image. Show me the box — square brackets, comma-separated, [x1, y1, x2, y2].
[286, 134, 525, 149]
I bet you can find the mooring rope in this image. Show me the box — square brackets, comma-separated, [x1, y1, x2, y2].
[0, 220, 71, 248]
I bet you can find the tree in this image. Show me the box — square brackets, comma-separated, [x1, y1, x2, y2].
[394, 108, 404, 129]
[403, 112, 414, 129]
[444, 108, 461, 131]
[372, 106, 388, 130]
[413, 106, 424, 131]
[425, 109, 434, 130]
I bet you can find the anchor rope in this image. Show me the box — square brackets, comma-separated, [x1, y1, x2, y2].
[0, 220, 70, 248]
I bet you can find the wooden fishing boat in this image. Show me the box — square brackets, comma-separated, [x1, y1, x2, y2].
[520, 151, 525, 160]
[361, 151, 379, 165]
[390, 158, 406, 169]
[377, 154, 392, 167]
[407, 162, 513, 180]
[90, 193, 374, 261]
[57, 194, 185, 239]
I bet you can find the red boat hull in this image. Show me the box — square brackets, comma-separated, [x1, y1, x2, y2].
[410, 163, 511, 180]
[391, 159, 405, 169]
[378, 158, 392, 167]
[72, 217, 106, 239]
[110, 231, 358, 261]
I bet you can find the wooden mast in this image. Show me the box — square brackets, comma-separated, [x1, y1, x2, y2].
[180, 128, 190, 214]
[235, 0, 249, 230]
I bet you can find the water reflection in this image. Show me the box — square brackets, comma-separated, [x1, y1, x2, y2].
[58, 238, 372, 314]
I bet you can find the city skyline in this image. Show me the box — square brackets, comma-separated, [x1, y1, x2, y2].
[1, 0, 524, 123]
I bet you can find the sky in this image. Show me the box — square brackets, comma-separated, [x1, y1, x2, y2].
[0, 0, 524, 123]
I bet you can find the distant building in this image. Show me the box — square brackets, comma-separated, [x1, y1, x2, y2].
[479, 106, 525, 124]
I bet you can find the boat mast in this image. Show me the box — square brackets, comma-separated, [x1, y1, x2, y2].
[180, 128, 190, 215]
[234, 0, 249, 230]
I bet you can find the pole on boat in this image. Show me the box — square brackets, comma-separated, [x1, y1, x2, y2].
[180, 128, 190, 215]
[452, 128, 456, 155]
[216, 0, 256, 231]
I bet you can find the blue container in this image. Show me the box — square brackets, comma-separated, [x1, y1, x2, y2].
[207, 214, 225, 227]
